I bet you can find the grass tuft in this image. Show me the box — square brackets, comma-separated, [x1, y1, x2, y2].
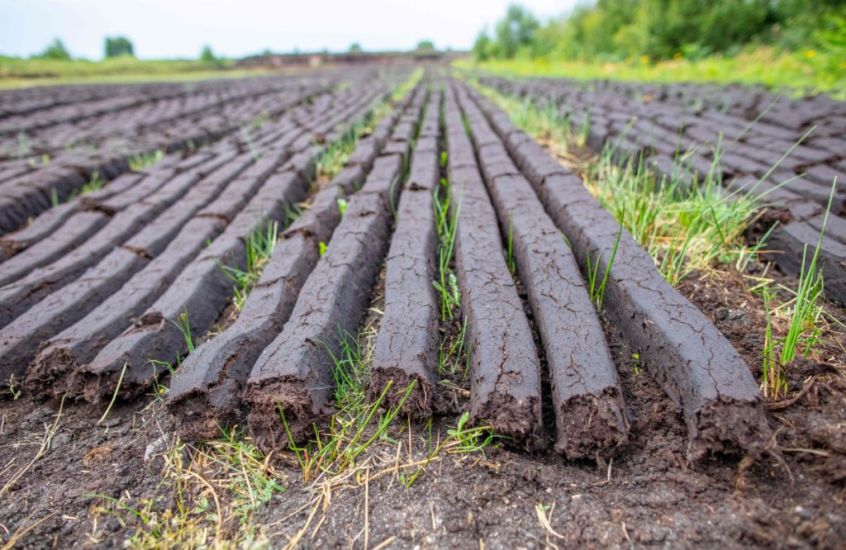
[316, 122, 366, 179]
[128, 150, 164, 172]
[756, 180, 838, 398]
[585, 220, 623, 309]
[91, 429, 285, 547]
[220, 221, 279, 311]
[282, 329, 416, 483]
[396, 412, 500, 489]
[505, 216, 516, 275]
[47, 169, 106, 208]
[475, 80, 766, 287]
[586, 149, 765, 286]
[759, 287, 787, 398]
[172, 309, 196, 354]
[780, 182, 836, 367]
[437, 319, 468, 378]
[432, 177, 461, 320]
[79, 170, 104, 195]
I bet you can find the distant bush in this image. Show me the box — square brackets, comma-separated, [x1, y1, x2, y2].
[35, 38, 71, 60]
[483, 4, 540, 59]
[472, 31, 493, 61]
[416, 40, 435, 52]
[475, 0, 846, 62]
[105, 36, 134, 58]
[200, 45, 218, 63]
[348, 43, 363, 53]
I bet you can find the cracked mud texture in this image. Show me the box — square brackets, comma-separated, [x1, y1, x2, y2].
[71, 167, 305, 402]
[469, 84, 770, 459]
[368, 103, 439, 417]
[166, 95, 402, 439]
[245, 154, 402, 452]
[0, 152, 239, 330]
[22, 154, 291, 385]
[458, 85, 628, 459]
[4, 145, 280, 387]
[445, 85, 543, 448]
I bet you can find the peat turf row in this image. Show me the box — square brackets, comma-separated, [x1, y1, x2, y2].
[569, 77, 846, 141]
[24, 163, 297, 396]
[453, 81, 628, 460]
[64, 81, 401, 403]
[0, 78, 267, 135]
[0, 74, 337, 233]
[0, 85, 384, 385]
[0, 151, 225, 278]
[444, 82, 544, 449]
[0, 142, 277, 384]
[0, 82, 386, 324]
[366, 87, 441, 417]
[0, 145, 242, 330]
[481, 76, 846, 304]
[0, 74, 320, 153]
[0, 113, 296, 315]
[243, 87, 429, 452]
[0, 146, 247, 383]
[0, 151, 195, 257]
[0, 81, 186, 119]
[485, 77, 845, 211]
[467, 83, 771, 459]
[166, 84, 423, 441]
[0, 87, 180, 136]
[0, 149, 221, 262]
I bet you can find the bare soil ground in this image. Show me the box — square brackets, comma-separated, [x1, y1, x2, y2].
[1, 260, 844, 549]
[2, 73, 845, 549]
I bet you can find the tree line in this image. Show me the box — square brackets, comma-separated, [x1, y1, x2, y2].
[33, 37, 221, 63]
[473, 1, 846, 62]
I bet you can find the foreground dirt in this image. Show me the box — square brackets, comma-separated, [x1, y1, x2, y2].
[1, 266, 844, 549]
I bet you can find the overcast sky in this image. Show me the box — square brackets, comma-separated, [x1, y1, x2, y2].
[0, 0, 576, 60]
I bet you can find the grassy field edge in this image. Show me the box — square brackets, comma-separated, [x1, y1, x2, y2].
[455, 46, 846, 99]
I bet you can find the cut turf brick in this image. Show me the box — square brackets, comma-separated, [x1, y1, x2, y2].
[245, 154, 404, 451]
[444, 84, 543, 449]
[458, 84, 628, 459]
[166, 93, 411, 440]
[368, 92, 440, 417]
[470, 81, 771, 459]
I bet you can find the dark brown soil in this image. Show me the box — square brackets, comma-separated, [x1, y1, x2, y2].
[2, 74, 845, 550]
[1, 262, 845, 548]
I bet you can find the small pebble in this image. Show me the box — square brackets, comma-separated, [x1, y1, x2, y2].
[143, 436, 167, 462]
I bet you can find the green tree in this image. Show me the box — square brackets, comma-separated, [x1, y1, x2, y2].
[36, 38, 71, 60]
[104, 36, 134, 58]
[472, 31, 492, 61]
[475, 0, 846, 63]
[200, 45, 218, 63]
[416, 40, 435, 51]
[348, 42, 363, 53]
[493, 4, 540, 58]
